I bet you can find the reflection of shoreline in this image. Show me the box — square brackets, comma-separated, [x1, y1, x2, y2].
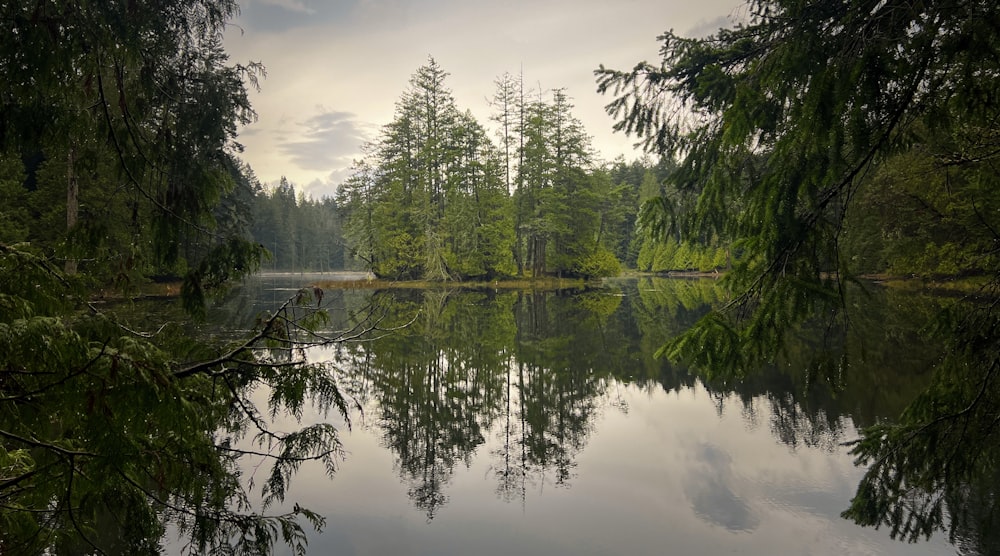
[313, 277, 594, 292]
[329, 288, 614, 519]
[256, 270, 374, 281]
[218, 277, 966, 551]
[279, 376, 955, 556]
[239, 277, 966, 555]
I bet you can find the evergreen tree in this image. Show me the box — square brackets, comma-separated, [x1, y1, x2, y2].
[341, 63, 619, 281]
[1, 0, 268, 304]
[338, 158, 381, 270]
[0, 2, 356, 552]
[514, 89, 620, 278]
[250, 179, 345, 272]
[490, 72, 524, 273]
[341, 58, 515, 281]
[490, 72, 520, 196]
[598, 0, 1000, 543]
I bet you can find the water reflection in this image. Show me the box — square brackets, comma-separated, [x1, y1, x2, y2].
[331, 288, 609, 518]
[212, 275, 962, 554]
[684, 443, 759, 532]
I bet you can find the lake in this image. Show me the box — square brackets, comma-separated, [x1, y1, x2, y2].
[201, 273, 962, 555]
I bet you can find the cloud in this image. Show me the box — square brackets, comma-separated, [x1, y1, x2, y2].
[301, 167, 356, 200]
[278, 109, 371, 173]
[683, 443, 760, 532]
[235, 0, 358, 33]
[685, 4, 750, 38]
[226, 0, 748, 196]
[259, 0, 315, 14]
[684, 15, 734, 38]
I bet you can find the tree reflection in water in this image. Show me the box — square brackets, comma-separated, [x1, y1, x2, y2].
[321, 278, 994, 553]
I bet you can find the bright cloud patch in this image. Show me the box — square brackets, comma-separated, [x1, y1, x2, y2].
[278, 110, 370, 172]
[259, 0, 315, 13]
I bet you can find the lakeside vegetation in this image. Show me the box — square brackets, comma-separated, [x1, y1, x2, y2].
[597, 0, 1000, 544]
[315, 276, 589, 292]
[1, 0, 998, 554]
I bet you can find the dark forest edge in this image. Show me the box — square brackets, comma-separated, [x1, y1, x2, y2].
[1, 2, 361, 554]
[595, 0, 1000, 549]
[2, 0, 999, 554]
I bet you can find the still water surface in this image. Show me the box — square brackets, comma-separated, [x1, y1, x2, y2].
[207, 274, 958, 555]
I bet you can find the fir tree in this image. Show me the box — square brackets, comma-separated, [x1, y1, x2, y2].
[597, 0, 1000, 544]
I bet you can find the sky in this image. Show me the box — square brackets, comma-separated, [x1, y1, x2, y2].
[223, 0, 747, 199]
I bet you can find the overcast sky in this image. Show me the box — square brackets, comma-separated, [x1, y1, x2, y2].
[223, 0, 747, 199]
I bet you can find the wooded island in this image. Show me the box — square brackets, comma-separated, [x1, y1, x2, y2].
[1, 0, 998, 554]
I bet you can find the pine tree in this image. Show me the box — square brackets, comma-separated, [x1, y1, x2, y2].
[490, 72, 520, 196]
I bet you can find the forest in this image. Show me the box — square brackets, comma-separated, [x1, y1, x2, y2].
[254, 54, 999, 282]
[1, 0, 999, 554]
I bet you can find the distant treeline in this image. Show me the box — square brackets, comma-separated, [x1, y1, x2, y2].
[250, 178, 349, 272]
[260, 57, 734, 279]
[250, 57, 998, 281]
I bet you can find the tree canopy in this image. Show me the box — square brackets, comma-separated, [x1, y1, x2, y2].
[338, 57, 517, 281]
[252, 178, 348, 272]
[0, 2, 359, 553]
[340, 58, 629, 281]
[597, 0, 1000, 544]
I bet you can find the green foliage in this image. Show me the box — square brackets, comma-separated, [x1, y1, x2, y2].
[635, 234, 728, 273]
[513, 89, 622, 277]
[0, 154, 29, 244]
[0, 1, 356, 553]
[252, 178, 347, 272]
[598, 0, 1000, 543]
[340, 63, 626, 281]
[842, 140, 1000, 277]
[373, 231, 425, 280]
[1, 0, 264, 293]
[339, 58, 516, 281]
[0, 246, 361, 554]
[574, 246, 621, 278]
[600, 160, 672, 268]
[182, 236, 267, 318]
[625, 157, 731, 273]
